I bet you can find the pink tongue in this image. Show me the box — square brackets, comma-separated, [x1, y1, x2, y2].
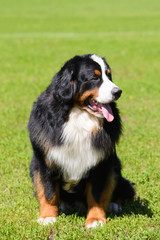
[101, 104, 114, 122]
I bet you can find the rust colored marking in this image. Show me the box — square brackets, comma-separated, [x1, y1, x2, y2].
[45, 155, 58, 171]
[106, 68, 111, 75]
[34, 171, 59, 219]
[75, 88, 99, 106]
[85, 175, 115, 226]
[94, 69, 101, 76]
[89, 123, 102, 134]
[45, 156, 51, 167]
[70, 79, 74, 85]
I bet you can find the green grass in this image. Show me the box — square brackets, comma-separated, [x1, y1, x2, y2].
[0, 0, 160, 239]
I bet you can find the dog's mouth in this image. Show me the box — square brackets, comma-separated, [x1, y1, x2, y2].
[85, 98, 114, 122]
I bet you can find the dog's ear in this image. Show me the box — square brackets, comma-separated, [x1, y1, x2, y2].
[53, 56, 82, 103]
[53, 67, 77, 103]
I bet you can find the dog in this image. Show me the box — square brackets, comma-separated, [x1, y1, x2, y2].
[28, 54, 135, 228]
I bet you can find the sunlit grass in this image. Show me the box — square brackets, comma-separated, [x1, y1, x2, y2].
[0, 0, 160, 239]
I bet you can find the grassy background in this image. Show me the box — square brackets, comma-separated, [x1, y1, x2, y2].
[0, 0, 160, 239]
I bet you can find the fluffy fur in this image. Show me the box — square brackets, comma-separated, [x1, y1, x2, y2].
[28, 54, 135, 228]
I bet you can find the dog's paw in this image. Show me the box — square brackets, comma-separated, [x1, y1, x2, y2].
[86, 220, 104, 229]
[108, 202, 122, 213]
[86, 217, 106, 229]
[37, 217, 57, 225]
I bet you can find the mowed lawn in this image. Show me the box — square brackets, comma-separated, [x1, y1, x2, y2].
[0, 0, 160, 239]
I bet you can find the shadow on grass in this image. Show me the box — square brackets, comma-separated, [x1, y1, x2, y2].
[58, 196, 153, 218]
[48, 197, 153, 239]
[107, 197, 153, 218]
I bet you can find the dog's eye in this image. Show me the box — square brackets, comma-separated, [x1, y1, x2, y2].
[94, 69, 101, 77]
[93, 69, 101, 80]
[93, 75, 99, 80]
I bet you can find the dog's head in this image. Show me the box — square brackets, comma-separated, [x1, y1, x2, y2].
[53, 54, 122, 122]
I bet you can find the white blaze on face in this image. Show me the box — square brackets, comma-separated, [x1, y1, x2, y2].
[90, 54, 118, 104]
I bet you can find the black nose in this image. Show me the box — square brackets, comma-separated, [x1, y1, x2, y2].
[111, 87, 122, 100]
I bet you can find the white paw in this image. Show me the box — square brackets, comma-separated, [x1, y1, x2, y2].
[108, 202, 122, 213]
[37, 217, 56, 225]
[86, 220, 104, 229]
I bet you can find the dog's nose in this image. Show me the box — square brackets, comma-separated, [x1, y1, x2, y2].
[111, 87, 122, 100]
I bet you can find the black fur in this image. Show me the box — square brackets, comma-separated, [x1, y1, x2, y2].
[28, 54, 135, 216]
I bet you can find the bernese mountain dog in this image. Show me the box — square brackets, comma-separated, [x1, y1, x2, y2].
[28, 54, 135, 228]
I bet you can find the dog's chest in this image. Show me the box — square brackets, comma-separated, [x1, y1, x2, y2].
[47, 108, 104, 182]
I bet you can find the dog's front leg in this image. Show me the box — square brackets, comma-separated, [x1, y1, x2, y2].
[33, 171, 59, 225]
[86, 174, 115, 228]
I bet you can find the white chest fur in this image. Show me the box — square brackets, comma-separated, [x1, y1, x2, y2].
[47, 108, 105, 182]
